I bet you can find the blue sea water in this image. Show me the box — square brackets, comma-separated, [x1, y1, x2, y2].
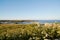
[35, 20, 60, 24]
[0, 20, 60, 24]
[19, 20, 60, 24]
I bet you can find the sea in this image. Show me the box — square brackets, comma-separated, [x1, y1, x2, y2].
[35, 20, 60, 24]
[0, 20, 60, 24]
[22, 20, 60, 24]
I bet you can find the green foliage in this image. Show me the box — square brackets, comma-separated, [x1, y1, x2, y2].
[0, 23, 60, 40]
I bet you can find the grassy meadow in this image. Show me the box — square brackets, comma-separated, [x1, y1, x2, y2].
[0, 23, 60, 40]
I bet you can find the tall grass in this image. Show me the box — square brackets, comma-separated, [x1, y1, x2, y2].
[0, 23, 60, 40]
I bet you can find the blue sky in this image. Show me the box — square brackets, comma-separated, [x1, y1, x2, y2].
[0, 0, 60, 20]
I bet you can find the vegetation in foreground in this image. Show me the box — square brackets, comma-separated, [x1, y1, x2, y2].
[0, 23, 60, 40]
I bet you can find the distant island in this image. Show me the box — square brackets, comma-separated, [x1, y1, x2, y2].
[0, 20, 35, 24]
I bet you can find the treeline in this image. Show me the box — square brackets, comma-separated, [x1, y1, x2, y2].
[0, 20, 35, 24]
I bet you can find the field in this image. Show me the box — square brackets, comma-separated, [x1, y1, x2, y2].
[0, 23, 60, 40]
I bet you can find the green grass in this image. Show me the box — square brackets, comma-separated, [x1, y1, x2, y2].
[0, 23, 60, 40]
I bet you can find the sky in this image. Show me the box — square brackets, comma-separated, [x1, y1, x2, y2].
[0, 0, 60, 20]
